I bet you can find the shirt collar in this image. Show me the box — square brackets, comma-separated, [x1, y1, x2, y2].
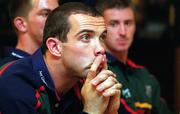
[106, 52, 136, 75]
[10, 48, 31, 59]
[106, 52, 119, 63]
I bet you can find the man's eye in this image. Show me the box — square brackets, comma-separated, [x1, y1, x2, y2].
[41, 12, 49, 17]
[109, 22, 117, 27]
[39, 11, 50, 17]
[81, 34, 91, 42]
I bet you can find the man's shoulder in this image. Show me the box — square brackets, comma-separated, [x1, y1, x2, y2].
[0, 57, 41, 90]
[0, 56, 18, 67]
[0, 48, 30, 67]
[0, 71, 43, 114]
[1, 57, 32, 74]
[127, 59, 159, 85]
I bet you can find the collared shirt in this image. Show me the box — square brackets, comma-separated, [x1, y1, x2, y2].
[0, 48, 30, 66]
[0, 49, 85, 114]
[106, 52, 174, 114]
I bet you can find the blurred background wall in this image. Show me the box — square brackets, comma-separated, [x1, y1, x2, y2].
[0, 0, 179, 113]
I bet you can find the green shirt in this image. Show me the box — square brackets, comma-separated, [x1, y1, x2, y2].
[106, 53, 174, 114]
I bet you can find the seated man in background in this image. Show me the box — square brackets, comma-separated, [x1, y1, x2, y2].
[0, 2, 121, 114]
[96, 0, 174, 114]
[0, 0, 58, 66]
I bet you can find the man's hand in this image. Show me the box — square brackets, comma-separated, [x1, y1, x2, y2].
[81, 55, 121, 114]
[103, 82, 121, 114]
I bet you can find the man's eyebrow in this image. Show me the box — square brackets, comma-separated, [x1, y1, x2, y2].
[76, 29, 94, 36]
[39, 9, 52, 12]
[109, 20, 118, 23]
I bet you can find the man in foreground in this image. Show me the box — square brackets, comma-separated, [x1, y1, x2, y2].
[0, 2, 121, 114]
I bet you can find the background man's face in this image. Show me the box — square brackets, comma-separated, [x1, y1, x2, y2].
[103, 7, 136, 53]
[27, 0, 58, 46]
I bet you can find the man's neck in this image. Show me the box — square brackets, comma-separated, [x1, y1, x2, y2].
[16, 35, 40, 55]
[43, 52, 78, 96]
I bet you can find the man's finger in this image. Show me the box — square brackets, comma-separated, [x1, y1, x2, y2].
[86, 55, 104, 81]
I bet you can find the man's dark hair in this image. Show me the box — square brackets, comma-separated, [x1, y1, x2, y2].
[8, 0, 33, 21]
[41, 2, 102, 53]
[95, 0, 132, 15]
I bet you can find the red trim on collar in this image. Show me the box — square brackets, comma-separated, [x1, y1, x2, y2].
[127, 59, 144, 69]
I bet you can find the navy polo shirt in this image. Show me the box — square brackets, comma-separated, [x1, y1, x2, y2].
[0, 49, 85, 114]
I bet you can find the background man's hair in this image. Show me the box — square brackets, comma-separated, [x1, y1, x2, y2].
[95, 0, 132, 15]
[8, 0, 32, 21]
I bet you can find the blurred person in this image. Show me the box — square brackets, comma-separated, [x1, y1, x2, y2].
[0, 0, 58, 66]
[96, 0, 174, 114]
[0, 2, 121, 114]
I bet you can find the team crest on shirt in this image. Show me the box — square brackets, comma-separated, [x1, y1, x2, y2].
[122, 88, 131, 98]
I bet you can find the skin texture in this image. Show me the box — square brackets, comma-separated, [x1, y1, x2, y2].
[82, 55, 121, 114]
[45, 14, 121, 114]
[103, 7, 136, 63]
[15, 0, 58, 54]
[61, 14, 107, 78]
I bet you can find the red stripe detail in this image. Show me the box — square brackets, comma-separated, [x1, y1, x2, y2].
[35, 91, 40, 99]
[120, 99, 138, 114]
[0, 61, 16, 75]
[136, 109, 145, 114]
[80, 79, 85, 84]
[35, 100, 42, 109]
[74, 83, 82, 101]
[73, 80, 85, 101]
[127, 59, 144, 69]
[38, 85, 45, 91]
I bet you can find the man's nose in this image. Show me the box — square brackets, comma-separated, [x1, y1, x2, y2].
[118, 24, 126, 36]
[94, 39, 105, 56]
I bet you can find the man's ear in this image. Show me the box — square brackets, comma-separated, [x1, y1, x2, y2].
[46, 38, 62, 57]
[13, 17, 27, 32]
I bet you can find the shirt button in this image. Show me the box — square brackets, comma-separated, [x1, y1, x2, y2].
[55, 103, 59, 108]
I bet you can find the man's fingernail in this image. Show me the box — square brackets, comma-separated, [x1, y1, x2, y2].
[91, 80, 97, 86]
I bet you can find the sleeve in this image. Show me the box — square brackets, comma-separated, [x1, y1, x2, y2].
[0, 75, 38, 114]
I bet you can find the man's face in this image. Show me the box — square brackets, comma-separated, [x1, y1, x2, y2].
[103, 7, 136, 53]
[61, 14, 106, 78]
[26, 0, 58, 46]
